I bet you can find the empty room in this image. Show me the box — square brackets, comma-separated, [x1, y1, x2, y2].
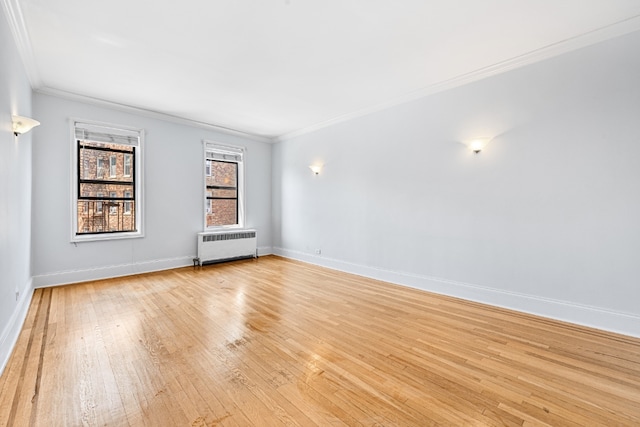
[1, 1, 640, 425]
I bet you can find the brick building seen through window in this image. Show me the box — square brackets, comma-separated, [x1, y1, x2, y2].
[205, 160, 238, 227]
[77, 141, 135, 234]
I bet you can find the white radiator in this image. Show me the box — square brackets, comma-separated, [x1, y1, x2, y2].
[196, 229, 257, 265]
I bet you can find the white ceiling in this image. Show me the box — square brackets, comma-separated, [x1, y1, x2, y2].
[6, 0, 640, 140]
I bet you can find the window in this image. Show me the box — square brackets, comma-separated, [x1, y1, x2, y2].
[73, 120, 143, 241]
[96, 192, 104, 214]
[124, 191, 132, 214]
[97, 158, 106, 178]
[81, 192, 89, 213]
[124, 154, 132, 177]
[205, 190, 212, 213]
[110, 155, 117, 177]
[204, 142, 244, 229]
[82, 158, 89, 179]
[109, 191, 118, 214]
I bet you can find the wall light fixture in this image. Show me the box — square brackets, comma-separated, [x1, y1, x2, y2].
[309, 164, 323, 175]
[467, 137, 490, 154]
[12, 115, 40, 136]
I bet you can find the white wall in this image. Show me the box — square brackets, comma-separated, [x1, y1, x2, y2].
[273, 30, 640, 337]
[32, 94, 272, 287]
[0, 5, 35, 372]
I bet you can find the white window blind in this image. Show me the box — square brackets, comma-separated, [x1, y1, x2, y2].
[204, 143, 243, 162]
[75, 121, 140, 145]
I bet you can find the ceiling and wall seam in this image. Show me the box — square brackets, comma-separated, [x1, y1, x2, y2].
[5, 0, 640, 142]
[0, 0, 41, 88]
[35, 87, 275, 143]
[276, 14, 640, 142]
[1, 0, 273, 143]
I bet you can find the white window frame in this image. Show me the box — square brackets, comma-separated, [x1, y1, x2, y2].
[71, 119, 144, 242]
[203, 141, 245, 230]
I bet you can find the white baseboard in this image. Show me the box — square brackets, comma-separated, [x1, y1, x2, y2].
[0, 278, 34, 377]
[257, 246, 273, 256]
[32, 248, 274, 289]
[273, 247, 640, 339]
[32, 256, 195, 288]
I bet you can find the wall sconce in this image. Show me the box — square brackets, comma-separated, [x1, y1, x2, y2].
[466, 137, 490, 154]
[309, 164, 323, 175]
[12, 115, 40, 136]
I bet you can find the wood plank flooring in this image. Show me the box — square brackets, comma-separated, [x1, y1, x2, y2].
[1, 255, 639, 426]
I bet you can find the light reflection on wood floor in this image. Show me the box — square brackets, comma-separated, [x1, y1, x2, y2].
[1, 255, 639, 426]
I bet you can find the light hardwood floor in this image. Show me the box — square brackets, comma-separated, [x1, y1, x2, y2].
[1, 256, 639, 426]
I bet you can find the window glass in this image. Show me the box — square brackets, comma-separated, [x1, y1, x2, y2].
[124, 191, 132, 214]
[124, 154, 132, 177]
[109, 155, 117, 177]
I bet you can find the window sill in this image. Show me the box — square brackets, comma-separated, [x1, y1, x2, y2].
[204, 225, 245, 232]
[71, 230, 144, 243]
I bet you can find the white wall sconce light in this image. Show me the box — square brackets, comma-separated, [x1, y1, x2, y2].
[466, 137, 490, 154]
[12, 115, 40, 136]
[309, 164, 323, 175]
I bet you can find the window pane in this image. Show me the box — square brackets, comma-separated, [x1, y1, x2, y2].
[206, 161, 237, 188]
[82, 158, 89, 179]
[209, 188, 237, 198]
[79, 145, 133, 183]
[124, 154, 132, 177]
[207, 199, 237, 227]
[96, 192, 103, 213]
[109, 192, 117, 214]
[124, 191, 132, 214]
[97, 158, 106, 179]
[80, 182, 134, 197]
[110, 156, 117, 177]
[76, 199, 136, 232]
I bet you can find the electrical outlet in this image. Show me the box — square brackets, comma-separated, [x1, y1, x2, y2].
[315, 249, 321, 255]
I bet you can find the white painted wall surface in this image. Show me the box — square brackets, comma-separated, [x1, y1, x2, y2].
[31, 94, 272, 287]
[273, 30, 640, 336]
[0, 4, 35, 372]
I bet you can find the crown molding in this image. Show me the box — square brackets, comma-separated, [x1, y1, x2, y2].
[1, 0, 42, 88]
[36, 87, 275, 143]
[5, 0, 640, 144]
[276, 15, 640, 142]
[2, 0, 272, 143]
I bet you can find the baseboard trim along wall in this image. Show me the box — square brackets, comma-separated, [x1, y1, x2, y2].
[273, 247, 640, 339]
[32, 248, 273, 289]
[32, 256, 195, 289]
[257, 246, 273, 257]
[0, 278, 34, 376]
